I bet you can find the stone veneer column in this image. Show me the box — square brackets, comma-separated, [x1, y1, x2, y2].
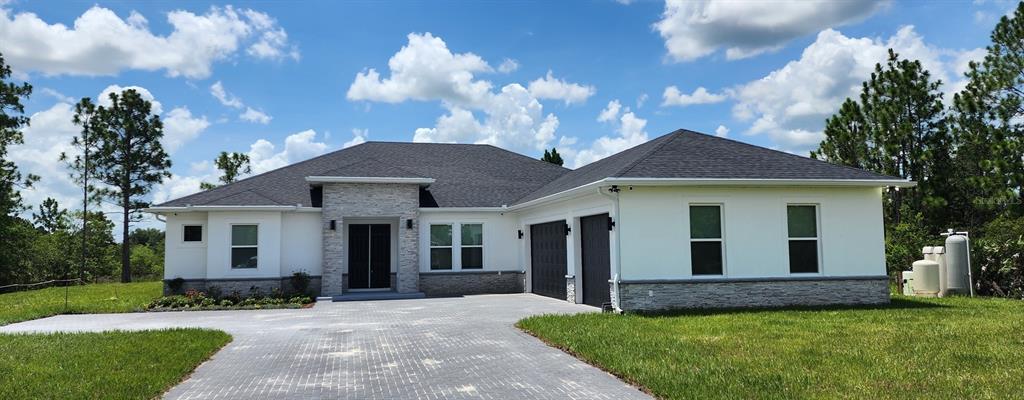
[321, 182, 420, 296]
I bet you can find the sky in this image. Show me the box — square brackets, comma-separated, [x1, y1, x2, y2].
[0, 0, 1015, 235]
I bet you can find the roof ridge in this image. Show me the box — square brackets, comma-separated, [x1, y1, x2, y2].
[614, 129, 684, 177]
[684, 129, 898, 180]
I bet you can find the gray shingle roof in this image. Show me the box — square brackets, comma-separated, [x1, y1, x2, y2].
[157, 142, 570, 208]
[513, 129, 899, 203]
[157, 129, 900, 209]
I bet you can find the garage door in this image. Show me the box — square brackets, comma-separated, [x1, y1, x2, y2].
[530, 220, 567, 300]
[580, 213, 611, 307]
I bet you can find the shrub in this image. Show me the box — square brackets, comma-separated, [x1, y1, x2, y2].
[289, 271, 311, 295]
[167, 277, 186, 294]
[974, 215, 1024, 298]
[205, 285, 222, 300]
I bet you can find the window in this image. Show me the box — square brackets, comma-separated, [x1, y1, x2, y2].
[183, 225, 203, 242]
[231, 225, 258, 268]
[461, 223, 483, 269]
[689, 205, 724, 275]
[430, 224, 453, 270]
[787, 205, 819, 273]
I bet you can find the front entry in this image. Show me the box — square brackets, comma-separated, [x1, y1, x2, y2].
[530, 220, 567, 300]
[348, 224, 391, 289]
[580, 213, 611, 307]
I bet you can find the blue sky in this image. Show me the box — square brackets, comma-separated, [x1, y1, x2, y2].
[0, 0, 1014, 231]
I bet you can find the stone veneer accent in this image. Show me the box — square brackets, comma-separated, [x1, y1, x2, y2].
[165, 276, 323, 297]
[617, 276, 889, 312]
[321, 183, 420, 296]
[565, 276, 576, 303]
[419, 271, 525, 297]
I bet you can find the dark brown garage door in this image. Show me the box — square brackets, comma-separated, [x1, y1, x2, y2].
[580, 214, 611, 307]
[530, 220, 567, 300]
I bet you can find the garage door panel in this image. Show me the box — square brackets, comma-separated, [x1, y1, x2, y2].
[530, 221, 567, 300]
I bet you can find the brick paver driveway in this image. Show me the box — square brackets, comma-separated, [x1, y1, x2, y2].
[1, 294, 649, 399]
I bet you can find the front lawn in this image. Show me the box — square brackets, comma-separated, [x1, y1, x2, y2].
[518, 296, 1024, 399]
[0, 281, 162, 326]
[0, 328, 231, 399]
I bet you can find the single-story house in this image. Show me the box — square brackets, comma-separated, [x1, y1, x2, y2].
[147, 129, 913, 311]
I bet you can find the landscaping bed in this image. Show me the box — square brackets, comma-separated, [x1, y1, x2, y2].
[147, 288, 314, 311]
[0, 328, 231, 399]
[518, 296, 1024, 399]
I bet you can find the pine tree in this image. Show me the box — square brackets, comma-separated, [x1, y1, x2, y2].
[951, 1, 1024, 228]
[541, 147, 564, 166]
[0, 53, 38, 285]
[812, 50, 949, 228]
[90, 89, 172, 283]
[32, 198, 70, 233]
[200, 151, 252, 190]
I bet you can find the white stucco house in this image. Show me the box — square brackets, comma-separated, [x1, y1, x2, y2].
[147, 129, 913, 311]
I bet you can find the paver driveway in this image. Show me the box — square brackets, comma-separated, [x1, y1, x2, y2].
[1, 294, 650, 400]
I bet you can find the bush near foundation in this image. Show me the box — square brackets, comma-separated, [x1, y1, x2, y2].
[147, 288, 312, 311]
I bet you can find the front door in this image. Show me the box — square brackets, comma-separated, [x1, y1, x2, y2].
[348, 224, 391, 289]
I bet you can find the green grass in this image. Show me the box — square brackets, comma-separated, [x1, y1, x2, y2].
[518, 296, 1024, 399]
[0, 329, 230, 399]
[0, 281, 162, 326]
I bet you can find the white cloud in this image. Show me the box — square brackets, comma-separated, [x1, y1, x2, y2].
[240, 107, 272, 124]
[636, 93, 648, 109]
[715, 125, 729, 137]
[346, 32, 493, 106]
[10, 102, 81, 213]
[210, 81, 243, 108]
[498, 58, 519, 73]
[730, 26, 982, 153]
[413, 84, 560, 152]
[345, 128, 368, 148]
[597, 99, 622, 123]
[527, 70, 596, 105]
[569, 100, 649, 167]
[163, 107, 210, 153]
[351, 32, 562, 154]
[661, 86, 726, 107]
[0, 5, 298, 78]
[210, 81, 273, 124]
[40, 87, 74, 103]
[654, 0, 885, 62]
[248, 129, 329, 174]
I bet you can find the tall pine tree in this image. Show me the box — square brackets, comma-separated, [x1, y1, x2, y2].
[812, 49, 949, 228]
[951, 1, 1024, 228]
[200, 151, 251, 190]
[0, 53, 38, 285]
[91, 89, 171, 283]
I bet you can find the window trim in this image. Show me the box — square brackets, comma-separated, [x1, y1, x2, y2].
[459, 223, 485, 270]
[181, 224, 205, 245]
[429, 223, 454, 270]
[230, 223, 259, 269]
[688, 203, 726, 276]
[785, 203, 822, 275]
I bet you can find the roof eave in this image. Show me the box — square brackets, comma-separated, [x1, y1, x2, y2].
[144, 205, 322, 214]
[508, 177, 916, 211]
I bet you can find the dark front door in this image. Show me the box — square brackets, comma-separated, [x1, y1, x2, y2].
[348, 224, 391, 289]
[530, 220, 567, 300]
[581, 213, 611, 307]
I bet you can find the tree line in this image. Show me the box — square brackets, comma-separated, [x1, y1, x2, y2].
[813, 3, 1024, 297]
[0, 53, 250, 287]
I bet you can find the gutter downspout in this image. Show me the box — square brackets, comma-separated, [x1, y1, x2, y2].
[597, 185, 623, 312]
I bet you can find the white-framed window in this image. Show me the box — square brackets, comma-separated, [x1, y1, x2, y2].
[689, 204, 724, 275]
[429, 224, 453, 270]
[460, 223, 483, 269]
[231, 224, 258, 269]
[786, 204, 820, 273]
[182, 225, 203, 243]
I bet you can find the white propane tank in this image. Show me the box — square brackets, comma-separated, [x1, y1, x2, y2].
[912, 260, 940, 297]
[945, 235, 971, 295]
